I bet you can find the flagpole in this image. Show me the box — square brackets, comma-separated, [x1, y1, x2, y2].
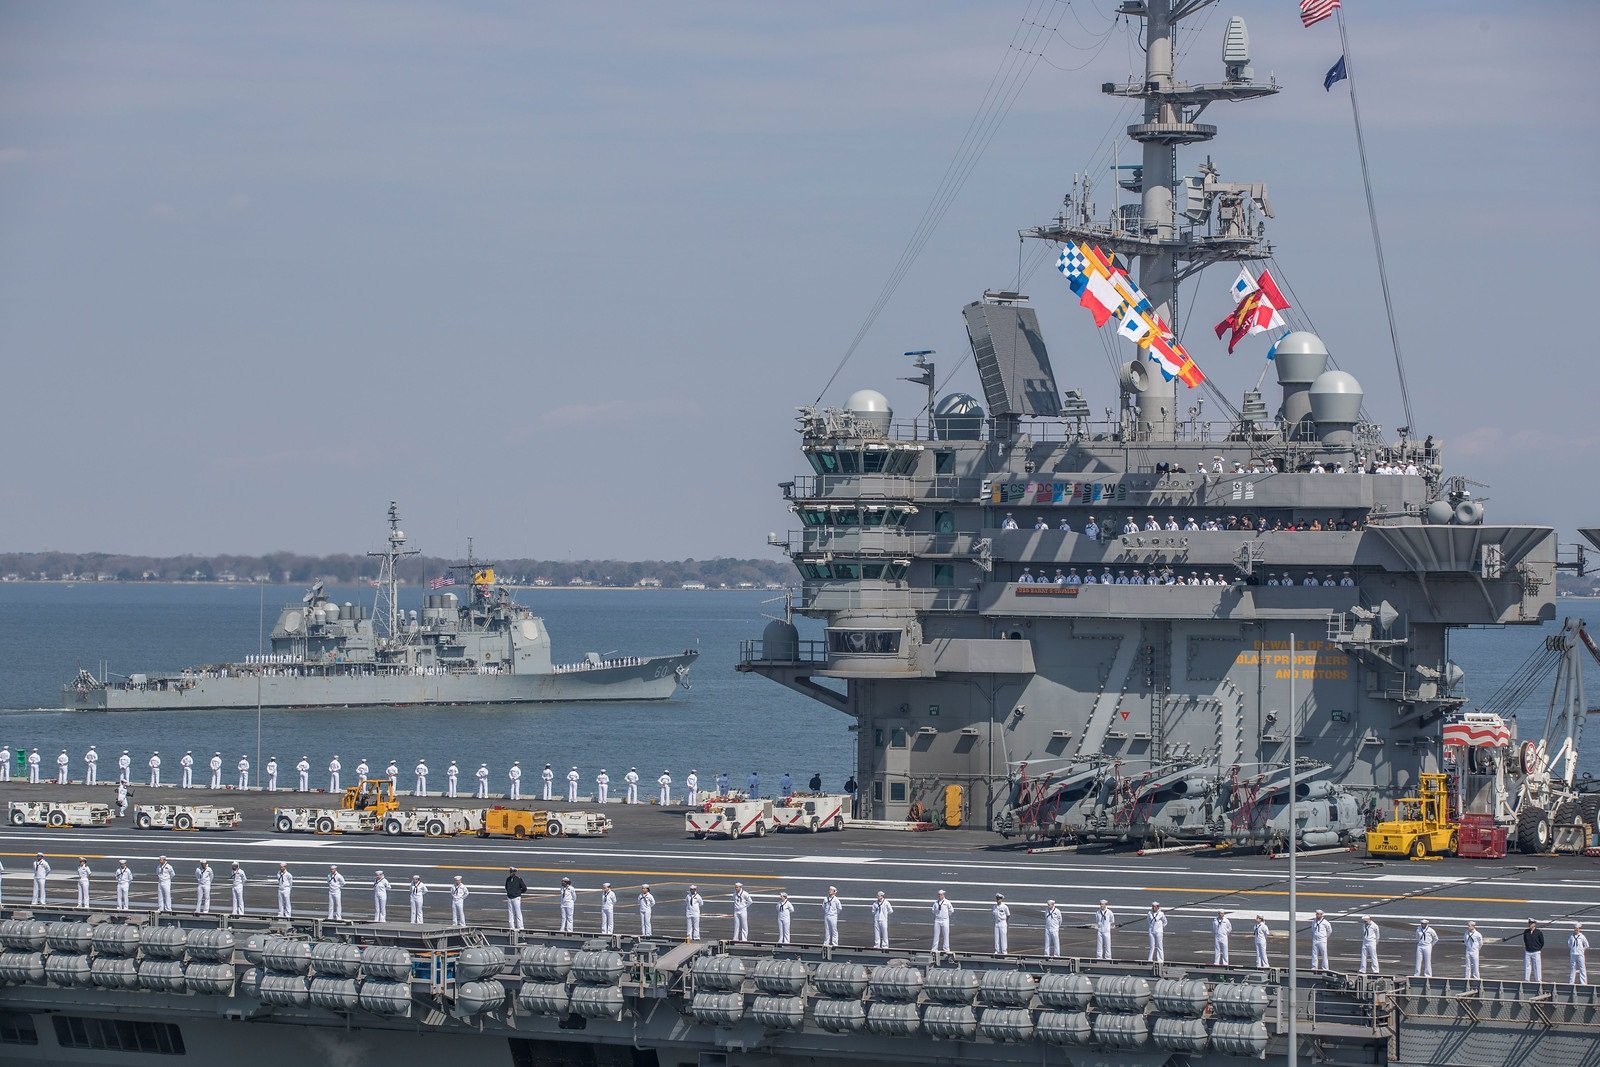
[1335, 6, 1415, 430]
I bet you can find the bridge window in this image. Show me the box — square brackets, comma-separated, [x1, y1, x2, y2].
[935, 450, 956, 475]
[833, 562, 861, 580]
[798, 562, 832, 580]
[0, 1012, 37, 1045]
[886, 450, 919, 475]
[828, 630, 902, 655]
[934, 510, 955, 533]
[806, 450, 840, 475]
[832, 508, 860, 526]
[862, 449, 887, 473]
[933, 564, 955, 587]
[53, 1016, 185, 1055]
[889, 782, 907, 801]
[860, 507, 886, 527]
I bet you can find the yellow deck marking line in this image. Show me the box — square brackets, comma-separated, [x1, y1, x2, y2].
[1146, 887, 1528, 904]
[437, 864, 784, 881]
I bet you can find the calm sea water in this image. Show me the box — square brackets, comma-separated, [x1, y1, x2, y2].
[0, 583, 1594, 783]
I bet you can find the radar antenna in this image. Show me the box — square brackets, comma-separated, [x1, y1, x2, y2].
[368, 502, 420, 643]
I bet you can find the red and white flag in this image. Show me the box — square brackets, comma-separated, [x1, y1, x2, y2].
[1299, 0, 1340, 29]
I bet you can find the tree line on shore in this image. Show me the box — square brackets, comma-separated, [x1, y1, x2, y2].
[0, 551, 791, 589]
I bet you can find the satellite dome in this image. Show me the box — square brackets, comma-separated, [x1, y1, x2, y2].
[1272, 331, 1329, 386]
[1308, 370, 1363, 425]
[845, 389, 892, 434]
[761, 619, 800, 662]
[933, 392, 985, 440]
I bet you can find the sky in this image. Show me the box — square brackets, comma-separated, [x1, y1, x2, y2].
[2, 1, 1596, 562]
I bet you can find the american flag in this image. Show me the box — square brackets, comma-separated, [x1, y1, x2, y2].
[429, 574, 456, 590]
[1299, 0, 1339, 28]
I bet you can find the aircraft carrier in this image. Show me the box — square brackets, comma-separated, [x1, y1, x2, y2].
[737, 0, 1560, 854]
[0, 780, 1596, 1066]
[62, 504, 698, 711]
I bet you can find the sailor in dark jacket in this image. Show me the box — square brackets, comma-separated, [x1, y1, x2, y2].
[1523, 918, 1545, 982]
[505, 867, 527, 932]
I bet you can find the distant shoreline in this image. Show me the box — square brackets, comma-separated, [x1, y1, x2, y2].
[0, 579, 782, 592]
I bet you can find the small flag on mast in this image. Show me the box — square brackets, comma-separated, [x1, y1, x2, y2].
[1324, 54, 1347, 91]
[1299, 0, 1340, 29]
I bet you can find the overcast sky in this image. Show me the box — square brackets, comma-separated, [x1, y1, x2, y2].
[3, 1, 1595, 562]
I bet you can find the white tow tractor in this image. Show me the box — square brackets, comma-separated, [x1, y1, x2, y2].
[544, 810, 613, 837]
[8, 800, 114, 829]
[380, 808, 485, 837]
[134, 804, 243, 831]
[272, 806, 380, 835]
[686, 799, 774, 840]
[772, 793, 853, 833]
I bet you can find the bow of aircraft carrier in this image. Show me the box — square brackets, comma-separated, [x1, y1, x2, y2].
[0, 781, 1595, 1066]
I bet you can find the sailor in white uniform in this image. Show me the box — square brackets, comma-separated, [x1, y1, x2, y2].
[992, 894, 1010, 955]
[450, 877, 468, 925]
[372, 870, 390, 923]
[776, 891, 794, 945]
[930, 890, 954, 954]
[0, 745, 8, 783]
[821, 886, 843, 948]
[194, 860, 214, 914]
[1571, 924, 1590, 984]
[598, 882, 616, 934]
[385, 761, 398, 792]
[114, 779, 128, 818]
[872, 891, 894, 949]
[1042, 900, 1062, 958]
[326, 865, 346, 919]
[276, 863, 294, 918]
[566, 766, 580, 802]
[558, 877, 576, 933]
[684, 885, 703, 940]
[147, 751, 161, 787]
[658, 771, 673, 806]
[230, 862, 247, 917]
[731, 883, 753, 941]
[1414, 919, 1439, 977]
[414, 760, 428, 797]
[596, 769, 610, 803]
[1213, 910, 1233, 965]
[685, 770, 699, 805]
[265, 757, 278, 791]
[624, 768, 640, 804]
[56, 749, 69, 785]
[1095, 899, 1116, 960]
[115, 860, 134, 911]
[179, 751, 194, 788]
[154, 855, 175, 912]
[409, 875, 428, 923]
[1310, 909, 1333, 970]
[508, 761, 522, 800]
[327, 755, 341, 793]
[208, 751, 223, 789]
[1254, 914, 1271, 967]
[237, 755, 249, 790]
[475, 763, 490, 799]
[1147, 902, 1168, 963]
[637, 884, 655, 936]
[355, 758, 370, 782]
[75, 858, 92, 908]
[446, 761, 459, 798]
[1359, 915, 1381, 974]
[118, 749, 132, 784]
[541, 763, 555, 801]
[296, 756, 310, 792]
[1463, 920, 1483, 979]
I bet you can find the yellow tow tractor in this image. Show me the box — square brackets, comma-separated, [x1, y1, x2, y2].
[1365, 773, 1457, 859]
[480, 806, 554, 839]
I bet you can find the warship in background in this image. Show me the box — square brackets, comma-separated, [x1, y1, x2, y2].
[64, 504, 697, 711]
[739, 3, 1563, 849]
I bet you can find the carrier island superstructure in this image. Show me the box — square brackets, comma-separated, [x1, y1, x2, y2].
[65, 504, 697, 710]
[739, 1, 1558, 845]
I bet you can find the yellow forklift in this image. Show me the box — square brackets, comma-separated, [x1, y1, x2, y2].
[1366, 773, 1456, 859]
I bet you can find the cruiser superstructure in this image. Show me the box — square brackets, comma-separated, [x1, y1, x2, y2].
[740, 1, 1558, 844]
[65, 504, 696, 710]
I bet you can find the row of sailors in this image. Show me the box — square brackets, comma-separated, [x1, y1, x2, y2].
[1018, 568, 1357, 587]
[11, 860, 1592, 983]
[1002, 514, 1365, 536]
[1, 750, 828, 807]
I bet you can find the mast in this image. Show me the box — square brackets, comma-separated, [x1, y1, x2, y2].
[1030, 0, 1276, 440]
[368, 501, 419, 645]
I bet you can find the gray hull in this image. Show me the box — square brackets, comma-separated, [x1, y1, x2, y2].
[65, 652, 696, 711]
